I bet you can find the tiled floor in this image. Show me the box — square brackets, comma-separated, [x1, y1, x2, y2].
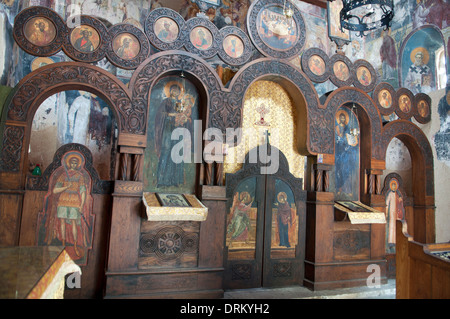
[223, 279, 396, 299]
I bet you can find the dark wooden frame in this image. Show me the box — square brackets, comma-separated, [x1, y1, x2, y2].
[13, 6, 67, 57]
[106, 23, 151, 70]
[395, 87, 415, 120]
[373, 82, 397, 117]
[183, 17, 221, 59]
[144, 7, 186, 51]
[414, 93, 432, 124]
[352, 59, 377, 93]
[218, 26, 253, 66]
[329, 53, 354, 88]
[63, 15, 110, 63]
[301, 48, 330, 83]
[246, 0, 306, 60]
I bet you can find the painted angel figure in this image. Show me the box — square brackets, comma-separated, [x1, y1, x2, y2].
[227, 191, 254, 242]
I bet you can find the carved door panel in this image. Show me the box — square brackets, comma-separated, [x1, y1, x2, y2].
[224, 146, 305, 289]
[262, 176, 305, 287]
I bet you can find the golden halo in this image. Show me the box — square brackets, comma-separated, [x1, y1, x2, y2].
[163, 81, 184, 98]
[31, 57, 55, 71]
[63, 152, 84, 170]
[336, 109, 349, 125]
[410, 47, 430, 65]
[389, 179, 398, 190]
[34, 18, 49, 31]
[277, 192, 287, 203]
[239, 191, 252, 204]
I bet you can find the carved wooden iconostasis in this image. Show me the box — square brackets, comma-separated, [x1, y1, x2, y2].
[0, 0, 436, 298]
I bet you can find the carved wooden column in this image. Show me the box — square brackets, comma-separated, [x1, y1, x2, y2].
[105, 134, 146, 282]
[313, 164, 332, 192]
[304, 156, 335, 290]
[364, 164, 387, 268]
[366, 169, 383, 195]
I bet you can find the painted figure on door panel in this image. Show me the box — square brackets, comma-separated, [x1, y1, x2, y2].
[227, 191, 254, 242]
[37, 151, 94, 266]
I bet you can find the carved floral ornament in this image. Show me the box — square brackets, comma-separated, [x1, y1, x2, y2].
[2, 3, 433, 173]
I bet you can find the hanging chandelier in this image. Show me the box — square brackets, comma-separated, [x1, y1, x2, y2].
[339, 0, 394, 37]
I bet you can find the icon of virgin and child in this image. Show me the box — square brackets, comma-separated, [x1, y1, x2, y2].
[154, 80, 197, 188]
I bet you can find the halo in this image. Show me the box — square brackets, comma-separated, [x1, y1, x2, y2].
[63, 152, 85, 170]
[34, 18, 49, 31]
[31, 57, 55, 71]
[389, 178, 398, 190]
[410, 47, 430, 65]
[239, 191, 251, 204]
[277, 192, 287, 202]
[163, 81, 184, 98]
[336, 109, 349, 125]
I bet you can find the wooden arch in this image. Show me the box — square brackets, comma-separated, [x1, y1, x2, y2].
[0, 62, 132, 185]
[380, 120, 435, 243]
[129, 50, 224, 136]
[323, 87, 384, 160]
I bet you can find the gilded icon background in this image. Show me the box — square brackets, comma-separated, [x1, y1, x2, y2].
[154, 17, 179, 43]
[418, 100, 429, 117]
[357, 66, 371, 86]
[308, 55, 325, 76]
[378, 89, 393, 108]
[399, 94, 411, 113]
[223, 35, 244, 58]
[333, 61, 349, 81]
[24, 17, 56, 46]
[190, 26, 213, 50]
[113, 33, 140, 60]
[70, 25, 100, 52]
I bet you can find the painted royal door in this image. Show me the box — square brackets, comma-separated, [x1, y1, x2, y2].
[224, 146, 306, 289]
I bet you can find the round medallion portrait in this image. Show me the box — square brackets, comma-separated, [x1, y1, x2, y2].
[70, 25, 100, 53]
[357, 66, 371, 86]
[154, 17, 179, 43]
[308, 55, 326, 76]
[399, 94, 412, 113]
[24, 17, 57, 46]
[378, 89, 393, 109]
[190, 26, 213, 51]
[417, 100, 429, 118]
[333, 61, 350, 81]
[256, 5, 298, 50]
[113, 33, 140, 60]
[223, 34, 244, 58]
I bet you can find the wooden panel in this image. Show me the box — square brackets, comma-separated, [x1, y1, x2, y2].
[107, 195, 142, 271]
[198, 198, 227, 268]
[65, 194, 112, 298]
[0, 192, 23, 246]
[409, 258, 431, 298]
[431, 266, 450, 298]
[396, 220, 450, 299]
[104, 270, 223, 298]
[138, 220, 199, 269]
[19, 191, 45, 245]
[333, 222, 370, 261]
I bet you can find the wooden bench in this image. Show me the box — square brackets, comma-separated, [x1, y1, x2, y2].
[396, 220, 450, 299]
